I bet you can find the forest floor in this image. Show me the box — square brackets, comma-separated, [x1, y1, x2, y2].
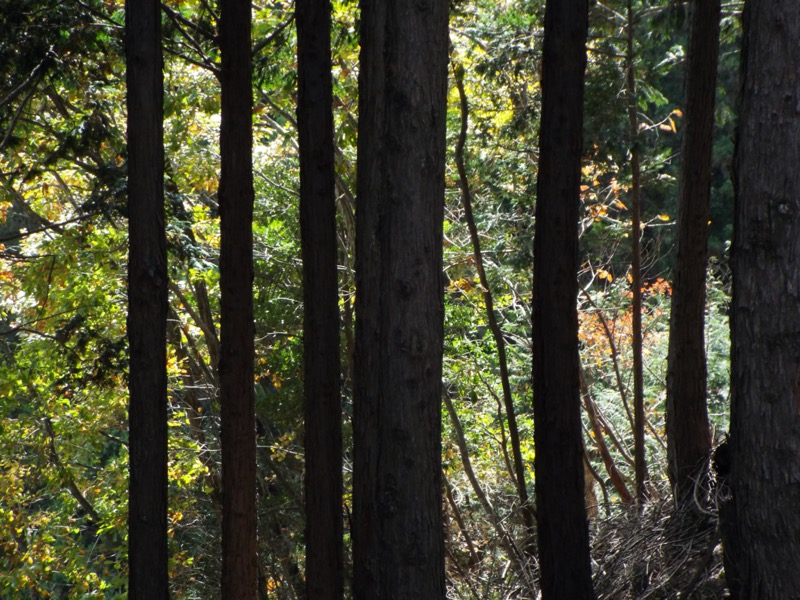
[591, 485, 728, 599]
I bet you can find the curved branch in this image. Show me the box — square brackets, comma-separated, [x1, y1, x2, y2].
[43, 417, 101, 523]
[443, 392, 527, 575]
[452, 61, 535, 537]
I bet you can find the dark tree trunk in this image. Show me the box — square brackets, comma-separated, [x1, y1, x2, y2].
[218, 0, 257, 597]
[665, 0, 719, 506]
[296, 0, 343, 597]
[725, 1, 800, 597]
[125, 1, 169, 597]
[352, 0, 449, 596]
[531, 0, 595, 598]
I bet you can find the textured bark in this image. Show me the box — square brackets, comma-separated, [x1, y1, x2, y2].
[125, 0, 169, 597]
[531, 0, 595, 598]
[665, 0, 719, 505]
[218, 0, 257, 597]
[296, 0, 343, 597]
[352, 0, 449, 597]
[726, 2, 800, 597]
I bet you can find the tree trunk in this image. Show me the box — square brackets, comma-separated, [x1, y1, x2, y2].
[218, 0, 257, 597]
[352, 0, 449, 596]
[531, 0, 595, 598]
[665, 0, 719, 506]
[452, 64, 536, 545]
[296, 0, 343, 596]
[625, 0, 649, 504]
[726, 1, 800, 597]
[125, 0, 169, 597]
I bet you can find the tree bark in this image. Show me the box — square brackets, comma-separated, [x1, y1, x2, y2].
[726, 1, 800, 597]
[531, 0, 595, 598]
[352, 0, 449, 596]
[218, 0, 257, 597]
[296, 0, 343, 597]
[665, 0, 719, 506]
[125, 0, 169, 596]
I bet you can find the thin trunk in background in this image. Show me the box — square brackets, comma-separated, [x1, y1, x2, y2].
[665, 0, 719, 507]
[531, 0, 595, 597]
[452, 63, 535, 545]
[352, 0, 450, 595]
[296, 0, 343, 596]
[125, 0, 169, 596]
[218, 0, 257, 597]
[625, 0, 649, 504]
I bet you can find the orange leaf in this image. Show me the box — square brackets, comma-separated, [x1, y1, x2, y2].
[598, 269, 613, 282]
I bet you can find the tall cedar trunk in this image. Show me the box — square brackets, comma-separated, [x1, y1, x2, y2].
[125, 1, 169, 597]
[296, 0, 343, 597]
[531, 0, 595, 598]
[625, 0, 649, 504]
[218, 0, 257, 597]
[726, 0, 800, 596]
[665, 0, 719, 505]
[352, 0, 449, 596]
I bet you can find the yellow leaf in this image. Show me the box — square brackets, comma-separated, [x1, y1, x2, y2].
[657, 214, 670, 221]
[672, 108, 683, 117]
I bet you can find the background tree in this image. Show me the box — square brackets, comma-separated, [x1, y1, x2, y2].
[624, 0, 650, 503]
[296, 0, 343, 597]
[665, 0, 719, 506]
[726, 0, 800, 595]
[125, 0, 169, 597]
[531, 0, 595, 597]
[218, 0, 257, 597]
[352, 0, 449, 596]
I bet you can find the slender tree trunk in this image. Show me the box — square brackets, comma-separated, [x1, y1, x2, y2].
[125, 0, 169, 597]
[218, 0, 257, 597]
[296, 0, 343, 597]
[725, 1, 800, 596]
[352, 0, 449, 596]
[452, 64, 535, 543]
[625, 0, 649, 504]
[665, 0, 719, 506]
[531, 0, 595, 598]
